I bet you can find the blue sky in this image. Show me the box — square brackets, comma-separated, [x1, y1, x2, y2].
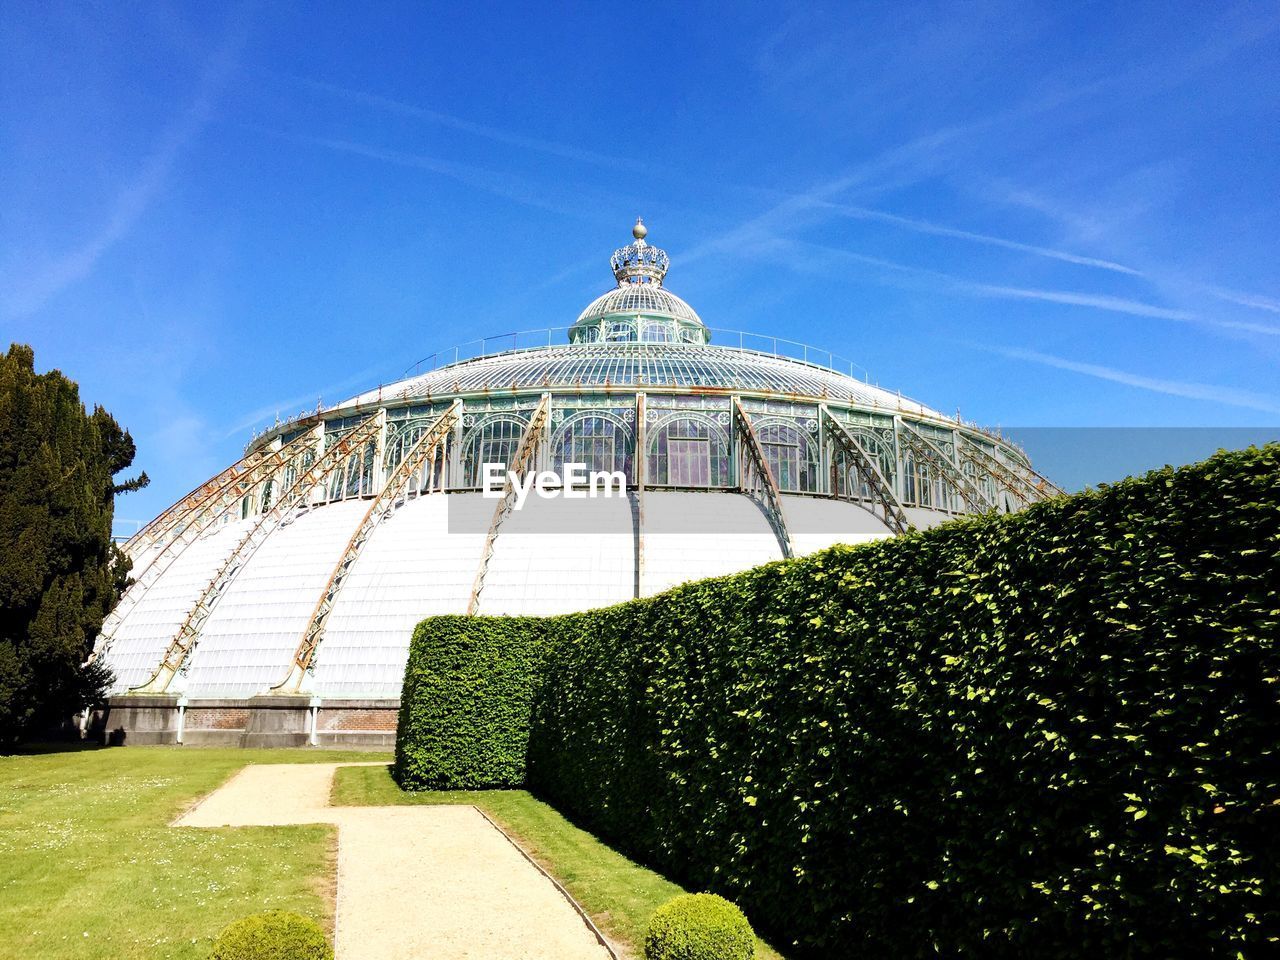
[3, 1, 1278, 527]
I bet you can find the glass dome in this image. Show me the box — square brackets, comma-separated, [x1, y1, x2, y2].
[568, 220, 710, 345]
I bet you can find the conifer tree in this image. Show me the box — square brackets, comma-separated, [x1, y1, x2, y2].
[0, 343, 147, 741]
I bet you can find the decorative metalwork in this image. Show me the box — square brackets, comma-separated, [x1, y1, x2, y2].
[123, 443, 281, 557]
[753, 416, 821, 493]
[732, 398, 794, 559]
[821, 406, 912, 536]
[468, 393, 552, 614]
[95, 431, 319, 658]
[611, 218, 670, 286]
[957, 434, 1065, 505]
[275, 400, 462, 693]
[131, 412, 386, 694]
[462, 415, 529, 487]
[898, 421, 993, 514]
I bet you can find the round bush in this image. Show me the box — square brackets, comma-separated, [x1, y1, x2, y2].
[645, 893, 755, 960]
[211, 911, 333, 960]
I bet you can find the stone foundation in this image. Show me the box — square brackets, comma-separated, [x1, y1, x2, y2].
[100, 695, 399, 749]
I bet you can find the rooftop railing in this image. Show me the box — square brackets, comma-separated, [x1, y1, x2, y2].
[397, 326, 877, 383]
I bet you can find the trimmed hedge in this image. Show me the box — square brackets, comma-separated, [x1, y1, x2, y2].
[210, 911, 332, 960]
[397, 445, 1280, 956]
[645, 893, 755, 960]
[395, 614, 549, 789]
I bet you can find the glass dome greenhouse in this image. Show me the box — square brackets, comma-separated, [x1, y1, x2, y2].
[93, 220, 1059, 745]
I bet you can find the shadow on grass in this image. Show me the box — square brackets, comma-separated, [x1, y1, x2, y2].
[2, 738, 108, 757]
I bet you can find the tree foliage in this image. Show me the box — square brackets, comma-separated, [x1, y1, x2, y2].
[397, 444, 1280, 957]
[0, 343, 147, 741]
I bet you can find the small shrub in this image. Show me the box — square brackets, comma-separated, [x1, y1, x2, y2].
[210, 910, 332, 960]
[645, 893, 755, 960]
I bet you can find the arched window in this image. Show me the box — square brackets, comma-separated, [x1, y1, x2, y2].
[604, 319, 636, 342]
[756, 419, 819, 493]
[648, 413, 730, 487]
[385, 418, 443, 473]
[552, 412, 632, 481]
[462, 416, 527, 487]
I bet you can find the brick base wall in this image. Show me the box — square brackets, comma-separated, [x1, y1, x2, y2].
[185, 707, 250, 730]
[319, 707, 398, 732]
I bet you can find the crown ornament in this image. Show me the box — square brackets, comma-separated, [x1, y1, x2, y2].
[610, 217, 669, 286]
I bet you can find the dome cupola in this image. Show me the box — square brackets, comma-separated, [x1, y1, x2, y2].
[570, 219, 710, 345]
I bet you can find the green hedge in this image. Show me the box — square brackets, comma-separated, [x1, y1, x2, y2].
[394, 614, 549, 789]
[398, 445, 1280, 956]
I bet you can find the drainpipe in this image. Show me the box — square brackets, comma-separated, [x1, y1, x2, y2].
[308, 696, 322, 746]
[175, 696, 187, 745]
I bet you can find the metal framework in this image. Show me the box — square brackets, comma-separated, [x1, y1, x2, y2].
[956, 434, 1065, 504]
[898, 421, 993, 514]
[821, 406, 912, 536]
[95, 432, 319, 658]
[99, 224, 1070, 702]
[732, 397, 794, 559]
[121, 442, 287, 556]
[274, 400, 462, 693]
[633, 392, 646, 598]
[131, 412, 386, 694]
[467, 393, 551, 615]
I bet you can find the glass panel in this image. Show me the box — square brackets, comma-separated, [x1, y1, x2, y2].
[648, 414, 730, 488]
[668, 437, 711, 486]
[764, 441, 800, 490]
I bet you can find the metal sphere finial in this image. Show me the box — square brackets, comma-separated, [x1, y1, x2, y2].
[632, 217, 647, 240]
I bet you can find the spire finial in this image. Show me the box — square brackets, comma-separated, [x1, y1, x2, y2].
[632, 217, 648, 241]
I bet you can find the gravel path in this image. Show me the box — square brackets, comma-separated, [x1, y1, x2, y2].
[177, 763, 611, 960]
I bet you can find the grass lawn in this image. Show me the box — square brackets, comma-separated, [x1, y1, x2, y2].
[332, 764, 787, 960]
[0, 745, 387, 960]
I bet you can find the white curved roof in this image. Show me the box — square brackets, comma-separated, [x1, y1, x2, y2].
[103, 490, 938, 700]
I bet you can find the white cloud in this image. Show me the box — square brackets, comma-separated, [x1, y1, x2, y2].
[990, 346, 1280, 414]
[819, 202, 1143, 276]
[3, 35, 242, 319]
[278, 73, 646, 174]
